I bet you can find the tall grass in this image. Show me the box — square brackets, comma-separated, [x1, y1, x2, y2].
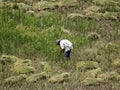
[0, 1, 120, 90]
[0, 2, 99, 61]
[0, 1, 119, 61]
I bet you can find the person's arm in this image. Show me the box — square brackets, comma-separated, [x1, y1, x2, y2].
[58, 48, 64, 56]
[59, 42, 65, 55]
[60, 43, 64, 53]
[60, 49, 64, 53]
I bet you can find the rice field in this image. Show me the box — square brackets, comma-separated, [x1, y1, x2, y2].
[0, 0, 120, 90]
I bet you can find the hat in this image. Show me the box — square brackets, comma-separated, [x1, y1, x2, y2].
[56, 39, 60, 45]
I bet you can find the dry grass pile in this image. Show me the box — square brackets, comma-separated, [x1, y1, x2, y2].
[49, 72, 70, 83]
[81, 77, 104, 86]
[40, 62, 51, 72]
[32, 0, 77, 11]
[91, 0, 119, 6]
[111, 59, 120, 68]
[9, 0, 33, 4]
[11, 59, 36, 74]
[76, 61, 99, 71]
[26, 72, 49, 83]
[76, 67, 120, 86]
[83, 6, 102, 19]
[0, 55, 20, 64]
[32, 1, 58, 11]
[4, 74, 27, 84]
[0, 55, 36, 74]
[84, 68, 102, 78]
[98, 71, 119, 81]
[59, 0, 77, 7]
[79, 48, 101, 62]
[16, 3, 30, 10]
[2, 0, 119, 21]
[67, 13, 84, 18]
[67, 3, 119, 20]
[0, 0, 120, 88]
[81, 0, 119, 19]
[102, 11, 118, 20]
[83, 6, 101, 13]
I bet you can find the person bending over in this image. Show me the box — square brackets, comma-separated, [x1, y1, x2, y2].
[56, 39, 73, 59]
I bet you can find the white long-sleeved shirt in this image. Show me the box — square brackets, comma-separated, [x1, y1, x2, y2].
[60, 39, 73, 52]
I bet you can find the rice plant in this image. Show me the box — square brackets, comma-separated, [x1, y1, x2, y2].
[0, 0, 120, 90]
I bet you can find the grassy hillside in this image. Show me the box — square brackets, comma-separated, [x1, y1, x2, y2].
[0, 0, 120, 90]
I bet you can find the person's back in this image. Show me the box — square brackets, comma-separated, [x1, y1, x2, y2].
[56, 39, 73, 59]
[60, 39, 73, 52]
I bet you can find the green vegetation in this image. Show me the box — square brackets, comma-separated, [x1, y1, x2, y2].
[0, 0, 120, 90]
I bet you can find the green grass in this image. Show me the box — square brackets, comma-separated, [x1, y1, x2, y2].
[0, 5, 98, 60]
[0, 1, 120, 90]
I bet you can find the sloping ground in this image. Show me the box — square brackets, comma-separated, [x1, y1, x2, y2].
[0, 55, 120, 86]
[0, 55, 36, 74]
[0, 55, 71, 84]
[0, 0, 119, 20]
[0, 0, 120, 90]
